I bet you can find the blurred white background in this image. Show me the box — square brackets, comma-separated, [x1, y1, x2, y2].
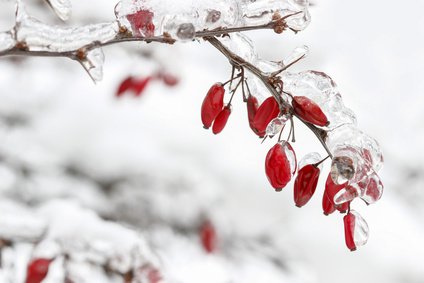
[1, 0, 424, 282]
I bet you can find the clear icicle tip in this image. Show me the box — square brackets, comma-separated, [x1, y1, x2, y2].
[298, 152, 321, 170]
[80, 48, 105, 83]
[266, 116, 288, 138]
[44, 0, 72, 21]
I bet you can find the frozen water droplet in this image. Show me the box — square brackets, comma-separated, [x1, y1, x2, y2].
[334, 185, 358, 205]
[241, 0, 311, 31]
[298, 152, 321, 170]
[45, 0, 72, 21]
[282, 71, 357, 129]
[206, 10, 222, 23]
[176, 23, 195, 40]
[15, 4, 118, 53]
[0, 32, 15, 52]
[283, 142, 297, 175]
[266, 116, 288, 138]
[125, 9, 155, 37]
[351, 210, 369, 248]
[361, 172, 383, 204]
[80, 48, 105, 83]
[283, 45, 309, 67]
[331, 156, 355, 185]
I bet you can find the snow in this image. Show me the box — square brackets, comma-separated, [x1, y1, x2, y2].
[0, 0, 424, 283]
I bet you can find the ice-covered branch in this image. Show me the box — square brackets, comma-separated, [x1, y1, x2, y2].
[0, 0, 310, 82]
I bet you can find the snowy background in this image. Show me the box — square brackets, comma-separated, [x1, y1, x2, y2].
[1, 0, 424, 282]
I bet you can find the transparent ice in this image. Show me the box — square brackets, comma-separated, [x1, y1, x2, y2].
[44, 0, 72, 21]
[298, 152, 322, 170]
[282, 70, 357, 130]
[116, 0, 310, 40]
[266, 116, 288, 138]
[351, 210, 369, 248]
[80, 48, 106, 82]
[0, 32, 16, 52]
[15, 6, 119, 53]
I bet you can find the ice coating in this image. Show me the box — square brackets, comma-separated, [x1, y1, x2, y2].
[45, 0, 72, 21]
[15, 2, 119, 53]
[350, 210, 369, 248]
[282, 70, 357, 130]
[79, 48, 105, 82]
[116, 0, 310, 40]
[239, 0, 310, 31]
[283, 45, 309, 67]
[298, 152, 322, 170]
[266, 116, 288, 138]
[327, 124, 384, 173]
[0, 32, 15, 52]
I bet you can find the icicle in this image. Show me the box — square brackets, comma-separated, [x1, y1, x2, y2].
[79, 48, 105, 83]
[44, 0, 72, 21]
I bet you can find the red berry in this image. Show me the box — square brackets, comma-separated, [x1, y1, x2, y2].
[212, 106, 231, 134]
[324, 173, 347, 205]
[246, 95, 262, 136]
[292, 96, 329, 127]
[200, 220, 217, 253]
[162, 73, 179, 87]
[252, 97, 280, 138]
[126, 10, 155, 37]
[25, 258, 53, 283]
[116, 76, 134, 97]
[133, 77, 152, 97]
[293, 164, 320, 207]
[265, 143, 293, 191]
[322, 190, 336, 215]
[336, 201, 350, 213]
[343, 212, 357, 251]
[201, 83, 225, 129]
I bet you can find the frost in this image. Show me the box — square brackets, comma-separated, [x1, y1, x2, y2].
[0, 31, 16, 52]
[44, 0, 72, 21]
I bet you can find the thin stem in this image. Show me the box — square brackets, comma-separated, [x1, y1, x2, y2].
[205, 37, 333, 158]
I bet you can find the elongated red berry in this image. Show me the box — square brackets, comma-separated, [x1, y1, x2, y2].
[252, 97, 280, 138]
[324, 173, 347, 205]
[246, 95, 261, 136]
[116, 76, 134, 97]
[343, 210, 369, 252]
[344, 212, 356, 251]
[292, 96, 329, 127]
[201, 83, 225, 129]
[25, 258, 53, 283]
[322, 190, 336, 215]
[212, 106, 231, 134]
[265, 143, 293, 191]
[133, 77, 152, 96]
[200, 220, 217, 253]
[294, 164, 320, 207]
[126, 10, 155, 37]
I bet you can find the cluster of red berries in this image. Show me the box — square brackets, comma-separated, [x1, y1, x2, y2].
[201, 80, 372, 251]
[116, 72, 178, 98]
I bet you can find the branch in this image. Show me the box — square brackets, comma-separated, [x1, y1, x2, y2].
[205, 37, 333, 158]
